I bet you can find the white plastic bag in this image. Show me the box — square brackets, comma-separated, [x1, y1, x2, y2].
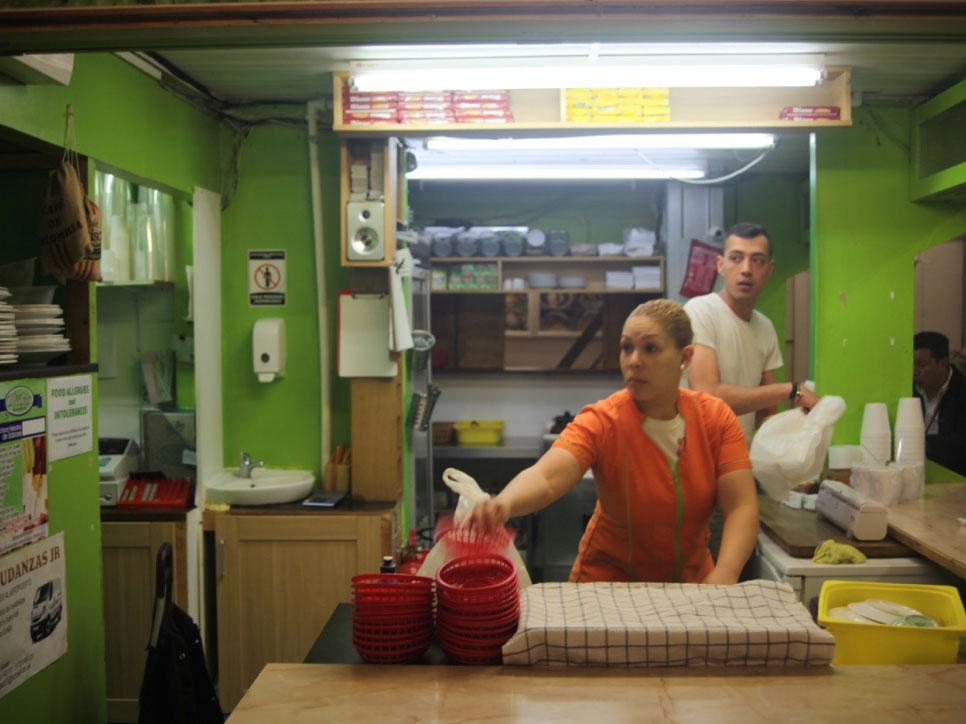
[751, 396, 846, 501]
[417, 468, 532, 588]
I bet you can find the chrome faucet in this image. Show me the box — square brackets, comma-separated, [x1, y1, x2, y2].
[239, 451, 264, 479]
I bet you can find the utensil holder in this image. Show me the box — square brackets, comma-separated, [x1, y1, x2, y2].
[324, 462, 351, 494]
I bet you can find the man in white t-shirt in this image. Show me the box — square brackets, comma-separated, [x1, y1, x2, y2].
[683, 222, 819, 443]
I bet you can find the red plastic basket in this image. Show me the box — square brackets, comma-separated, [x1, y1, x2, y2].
[436, 554, 517, 599]
[352, 573, 434, 589]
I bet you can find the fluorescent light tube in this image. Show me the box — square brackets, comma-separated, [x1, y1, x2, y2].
[407, 166, 705, 181]
[425, 134, 775, 151]
[352, 65, 822, 91]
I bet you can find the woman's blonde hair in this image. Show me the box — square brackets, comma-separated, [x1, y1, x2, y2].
[626, 299, 693, 350]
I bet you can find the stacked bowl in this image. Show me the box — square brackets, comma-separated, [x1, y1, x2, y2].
[351, 573, 434, 664]
[436, 553, 520, 664]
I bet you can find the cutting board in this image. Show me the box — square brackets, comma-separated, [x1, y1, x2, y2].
[757, 495, 911, 558]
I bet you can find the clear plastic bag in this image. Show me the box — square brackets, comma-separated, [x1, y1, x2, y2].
[416, 468, 532, 587]
[751, 396, 847, 501]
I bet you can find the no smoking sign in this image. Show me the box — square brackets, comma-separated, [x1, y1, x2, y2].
[249, 250, 287, 306]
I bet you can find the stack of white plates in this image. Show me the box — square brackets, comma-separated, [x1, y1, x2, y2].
[13, 302, 70, 365]
[0, 286, 16, 365]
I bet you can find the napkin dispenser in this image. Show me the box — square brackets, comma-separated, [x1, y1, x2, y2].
[815, 478, 887, 541]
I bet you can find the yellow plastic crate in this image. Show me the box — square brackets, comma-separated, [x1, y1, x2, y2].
[453, 419, 504, 446]
[817, 580, 966, 665]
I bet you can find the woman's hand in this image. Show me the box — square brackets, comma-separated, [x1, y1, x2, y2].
[702, 566, 740, 585]
[463, 497, 511, 535]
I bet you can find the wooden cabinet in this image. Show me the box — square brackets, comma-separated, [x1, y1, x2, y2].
[430, 257, 663, 372]
[213, 509, 394, 712]
[101, 519, 188, 723]
[333, 70, 852, 133]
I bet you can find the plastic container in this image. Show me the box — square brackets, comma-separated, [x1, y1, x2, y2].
[818, 580, 966, 665]
[453, 419, 504, 446]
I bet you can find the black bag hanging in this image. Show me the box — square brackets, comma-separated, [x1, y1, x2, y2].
[138, 542, 224, 724]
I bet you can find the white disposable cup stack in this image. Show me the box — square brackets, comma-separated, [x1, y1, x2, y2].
[828, 444, 862, 469]
[894, 397, 925, 464]
[860, 402, 892, 465]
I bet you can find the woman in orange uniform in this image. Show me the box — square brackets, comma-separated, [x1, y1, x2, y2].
[466, 299, 758, 584]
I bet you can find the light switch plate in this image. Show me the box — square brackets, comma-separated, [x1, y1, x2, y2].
[172, 334, 194, 364]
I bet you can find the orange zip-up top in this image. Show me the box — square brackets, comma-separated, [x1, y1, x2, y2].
[553, 387, 751, 584]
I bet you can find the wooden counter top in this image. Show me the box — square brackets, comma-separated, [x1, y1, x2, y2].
[228, 663, 966, 723]
[888, 482, 966, 579]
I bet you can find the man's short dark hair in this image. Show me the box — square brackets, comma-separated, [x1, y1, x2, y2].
[914, 331, 950, 361]
[723, 222, 771, 258]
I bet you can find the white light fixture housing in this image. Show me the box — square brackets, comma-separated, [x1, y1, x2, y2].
[424, 133, 776, 151]
[406, 166, 705, 181]
[350, 57, 823, 92]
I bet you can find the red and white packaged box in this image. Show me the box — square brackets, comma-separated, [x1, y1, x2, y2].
[343, 90, 399, 104]
[455, 115, 513, 124]
[398, 100, 453, 111]
[399, 111, 456, 124]
[344, 101, 399, 112]
[398, 92, 452, 103]
[343, 109, 398, 124]
[455, 108, 514, 119]
[453, 100, 510, 111]
[453, 91, 509, 102]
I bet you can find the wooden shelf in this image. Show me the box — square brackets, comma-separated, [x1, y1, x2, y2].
[333, 70, 852, 134]
[433, 256, 661, 264]
[433, 288, 661, 295]
[506, 329, 604, 339]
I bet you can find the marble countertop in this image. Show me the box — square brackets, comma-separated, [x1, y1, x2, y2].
[228, 662, 966, 723]
[887, 482, 966, 579]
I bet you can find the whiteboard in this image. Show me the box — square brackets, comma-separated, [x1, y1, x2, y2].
[338, 292, 398, 378]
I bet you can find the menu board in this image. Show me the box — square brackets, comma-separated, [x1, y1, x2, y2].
[0, 380, 48, 557]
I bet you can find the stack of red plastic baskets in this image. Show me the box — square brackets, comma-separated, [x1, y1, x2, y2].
[352, 573, 434, 663]
[435, 553, 520, 664]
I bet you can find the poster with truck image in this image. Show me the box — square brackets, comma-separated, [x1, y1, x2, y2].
[0, 532, 67, 699]
[0, 380, 48, 557]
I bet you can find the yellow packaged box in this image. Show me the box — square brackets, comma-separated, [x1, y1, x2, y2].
[817, 580, 966, 665]
[453, 420, 504, 446]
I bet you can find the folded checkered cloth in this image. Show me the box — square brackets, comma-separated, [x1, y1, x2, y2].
[501, 580, 834, 667]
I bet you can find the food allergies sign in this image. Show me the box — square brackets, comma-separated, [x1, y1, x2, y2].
[0, 532, 68, 699]
[47, 375, 92, 462]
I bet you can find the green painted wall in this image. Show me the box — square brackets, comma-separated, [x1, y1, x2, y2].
[812, 107, 966, 479]
[1, 379, 104, 723]
[0, 54, 222, 722]
[727, 173, 810, 383]
[220, 123, 349, 477]
[411, 181, 662, 243]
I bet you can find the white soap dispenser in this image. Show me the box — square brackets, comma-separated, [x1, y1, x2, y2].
[253, 318, 286, 383]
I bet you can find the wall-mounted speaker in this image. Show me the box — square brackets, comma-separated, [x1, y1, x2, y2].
[346, 201, 385, 261]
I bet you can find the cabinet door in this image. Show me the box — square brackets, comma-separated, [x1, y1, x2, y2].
[101, 520, 187, 723]
[215, 514, 387, 712]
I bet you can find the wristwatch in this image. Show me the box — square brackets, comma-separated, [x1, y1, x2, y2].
[789, 382, 803, 401]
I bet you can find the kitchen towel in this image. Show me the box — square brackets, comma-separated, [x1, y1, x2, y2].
[501, 580, 834, 667]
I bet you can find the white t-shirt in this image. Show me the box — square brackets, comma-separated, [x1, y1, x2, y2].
[683, 292, 783, 442]
[642, 414, 686, 469]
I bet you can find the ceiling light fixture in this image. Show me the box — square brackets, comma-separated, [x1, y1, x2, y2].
[351, 61, 822, 92]
[424, 134, 776, 151]
[406, 166, 706, 181]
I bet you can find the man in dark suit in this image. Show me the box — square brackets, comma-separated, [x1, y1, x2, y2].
[914, 331, 966, 476]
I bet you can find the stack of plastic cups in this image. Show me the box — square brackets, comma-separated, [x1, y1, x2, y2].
[893, 397, 926, 501]
[860, 403, 892, 465]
